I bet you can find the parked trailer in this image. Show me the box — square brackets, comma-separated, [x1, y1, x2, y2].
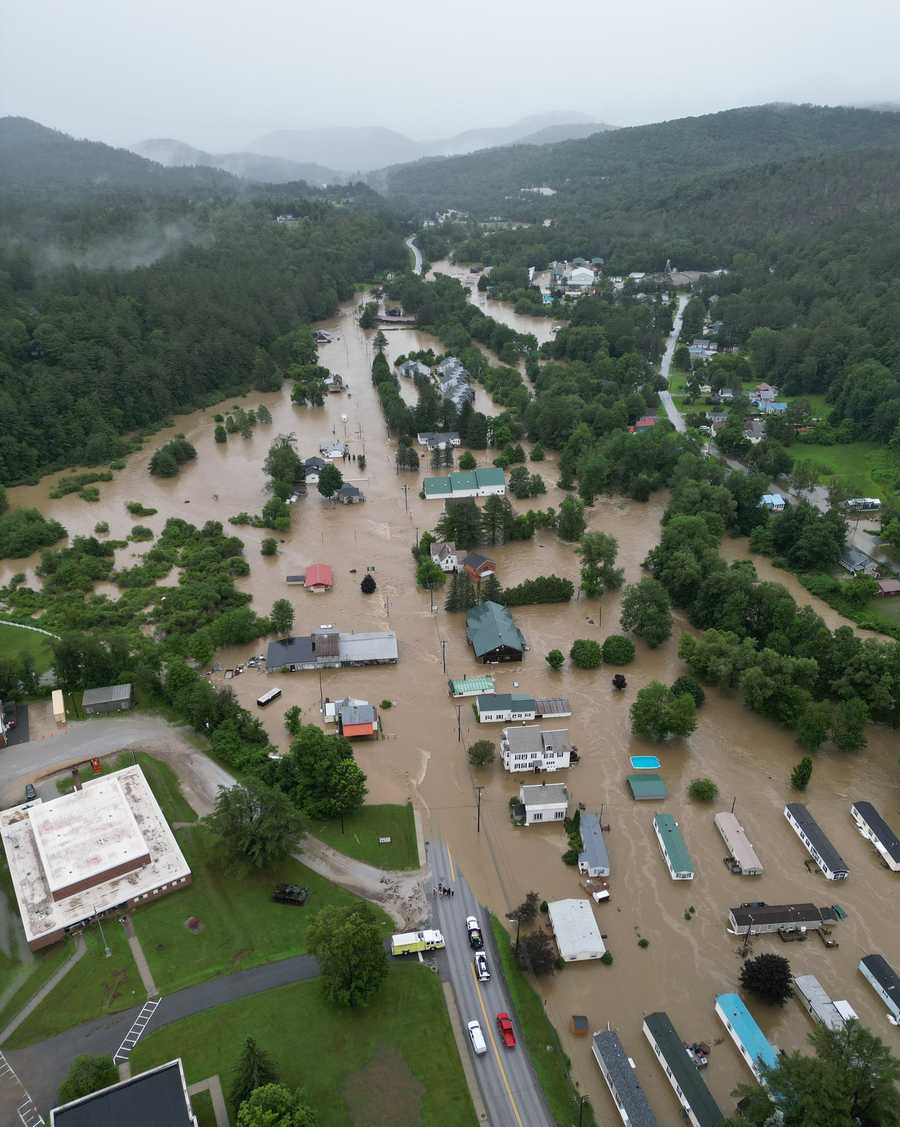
[390, 930, 445, 956]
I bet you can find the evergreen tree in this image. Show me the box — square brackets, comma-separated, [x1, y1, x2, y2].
[481, 573, 502, 602]
[230, 1037, 280, 1110]
[445, 571, 462, 612]
[481, 495, 513, 546]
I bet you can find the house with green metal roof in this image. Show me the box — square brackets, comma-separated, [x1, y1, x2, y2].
[653, 814, 694, 880]
[448, 675, 496, 698]
[643, 1012, 724, 1127]
[422, 467, 506, 500]
[627, 774, 667, 801]
[466, 600, 525, 663]
[475, 693, 536, 722]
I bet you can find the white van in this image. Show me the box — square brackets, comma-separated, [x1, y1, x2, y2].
[467, 1019, 487, 1055]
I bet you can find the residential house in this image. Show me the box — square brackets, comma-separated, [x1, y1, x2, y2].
[335, 483, 365, 504]
[653, 814, 694, 880]
[476, 694, 536, 723]
[849, 801, 900, 871]
[566, 266, 595, 290]
[689, 340, 718, 361]
[448, 675, 495, 698]
[302, 455, 329, 484]
[760, 494, 785, 512]
[631, 416, 658, 431]
[435, 357, 474, 409]
[578, 812, 610, 878]
[430, 541, 458, 572]
[323, 373, 345, 393]
[592, 1029, 658, 1126]
[793, 975, 850, 1033]
[754, 383, 777, 402]
[337, 702, 378, 738]
[465, 600, 525, 663]
[547, 899, 606, 961]
[858, 954, 900, 1022]
[461, 551, 496, 580]
[784, 803, 849, 880]
[417, 431, 461, 449]
[728, 903, 839, 936]
[300, 563, 333, 593]
[839, 546, 880, 577]
[519, 782, 569, 825]
[501, 725, 571, 772]
[714, 812, 764, 876]
[423, 468, 506, 500]
[715, 994, 779, 1086]
[756, 400, 788, 415]
[876, 579, 900, 598]
[643, 1012, 725, 1127]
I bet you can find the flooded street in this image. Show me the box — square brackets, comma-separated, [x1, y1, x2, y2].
[4, 286, 899, 1122]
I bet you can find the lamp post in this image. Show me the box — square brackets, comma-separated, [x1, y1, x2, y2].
[93, 903, 111, 958]
[577, 1094, 590, 1127]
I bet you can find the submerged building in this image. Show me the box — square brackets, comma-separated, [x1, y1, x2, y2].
[591, 1028, 658, 1126]
[715, 993, 778, 1086]
[643, 1012, 724, 1127]
[715, 811, 763, 876]
[849, 801, 900, 872]
[783, 803, 849, 880]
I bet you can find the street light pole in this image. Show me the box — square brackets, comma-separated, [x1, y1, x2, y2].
[441, 639, 448, 673]
[93, 903, 111, 958]
[475, 785, 485, 833]
[578, 1095, 590, 1127]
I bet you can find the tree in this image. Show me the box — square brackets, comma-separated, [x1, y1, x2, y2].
[270, 598, 294, 637]
[256, 404, 272, 424]
[630, 681, 697, 741]
[468, 739, 495, 767]
[287, 725, 367, 822]
[557, 496, 586, 542]
[509, 891, 541, 925]
[831, 698, 868, 751]
[237, 1084, 317, 1127]
[360, 573, 376, 594]
[264, 435, 303, 499]
[791, 756, 814, 790]
[261, 537, 278, 556]
[230, 1037, 280, 1111]
[480, 572, 502, 603]
[796, 701, 831, 752]
[436, 499, 482, 549]
[740, 952, 793, 1006]
[792, 459, 819, 496]
[570, 638, 602, 669]
[577, 532, 624, 597]
[359, 302, 377, 329]
[545, 649, 565, 671]
[308, 903, 388, 1008]
[601, 635, 635, 664]
[481, 495, 513, 545]
[148, 447, 178, 477]
[58, 1055, 118, 1104]
[670, 675, 705, 707]
[215, 424, 228, 443]
[317, 463, 343, 499]
[284, 705, 302, 736]
[205, 781, 305, 869]
[620, 578, 672, 647]
[519, 929, 556, 975]
[688, 777, 718, 802]
[416, 557, 446, 589]
[458, 450, 476, 470]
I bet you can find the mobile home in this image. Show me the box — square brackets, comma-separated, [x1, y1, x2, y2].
[849, 802, 900, 872]
[792, 975, 849, 1032]
[643, 1012, 724, 1127]
[784, 803, 849, 880]
[715, 994, 778, 1085]
[715, 812, 763, 876]
[653, 814, 694, 880]
[591, 1029, 658, 1126]
[858, 954, 900, 1022]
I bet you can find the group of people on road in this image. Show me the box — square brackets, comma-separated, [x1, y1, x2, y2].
[434, 882, 455, 897]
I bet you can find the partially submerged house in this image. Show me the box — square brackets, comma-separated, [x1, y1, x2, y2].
[715, 993, 778, 1086]
[302, 455, 329, 484]
[592, 1029, 658, 1126]
[500, 725, 571, 772]
[653, 814, 694, 880]
[727, 902, 839, 936]
[477, 693, 536, 723]
[267, 627, 398, 672]
[335, 483, 365, 504]
[715, 812, 764, 876]
[460, 552, 496, 581]
[518, 782, 568, 826]
[423, 467, 506, 500]
[297, 563, 333, 593]
[849, 801, 900, 871]
[793, 975, 851, 1032]
[858, 954, 900, 1022]
[643, 1012, 724, 1127]
[417, 431, 460, 449]
[448, 675, 495, 698]
[430, 541, 458, 572]
[547, 899, 605, 961]
[466, 600, 525, 663]
[627, 774, 667, 801]
[337, 702, 378, 738]
[784, 803, 849, 880]
[578, 812, 610, 878]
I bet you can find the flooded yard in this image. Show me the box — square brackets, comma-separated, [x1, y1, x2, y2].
[4, 287, 898, 1122]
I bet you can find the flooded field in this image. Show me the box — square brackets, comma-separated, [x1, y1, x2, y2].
[4, 288, 899, 1121]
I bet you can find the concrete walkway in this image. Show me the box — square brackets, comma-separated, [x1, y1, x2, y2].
[189, 1075, 230, 1127]
[122, 918, 158, 998]
[0, 933, 86, 1045]
[5, 952, 320, 1116]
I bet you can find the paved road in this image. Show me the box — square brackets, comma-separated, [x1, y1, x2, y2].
[406, 235, 423, 276]
[429, 840, 554, 1127]
[658, 293, 688, 432]
[4, 953, 320, 1115]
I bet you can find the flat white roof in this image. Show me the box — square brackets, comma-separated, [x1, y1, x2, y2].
[1, 766, 191, 946]
[547, 898, 606, 961]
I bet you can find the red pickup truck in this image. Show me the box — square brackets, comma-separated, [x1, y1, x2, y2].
[496, 1012, 516, 1048]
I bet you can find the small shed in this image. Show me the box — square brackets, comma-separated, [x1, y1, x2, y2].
[82, 683, 133, 716]
[876, 579, 900, 598]
[627, 774, 667, 801]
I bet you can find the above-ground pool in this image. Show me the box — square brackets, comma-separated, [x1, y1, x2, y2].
[630, 755, 661, 770]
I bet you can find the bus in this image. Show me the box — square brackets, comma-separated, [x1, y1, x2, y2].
[257, 687, 282, 708]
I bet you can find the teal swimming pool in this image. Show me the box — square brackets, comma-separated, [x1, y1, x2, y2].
[630, 755, 661, 770]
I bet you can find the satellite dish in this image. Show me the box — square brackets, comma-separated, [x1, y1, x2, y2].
[341, 414, 348, 423]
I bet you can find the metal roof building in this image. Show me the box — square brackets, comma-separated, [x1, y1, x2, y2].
[793, 975, 847, 1032]
[476, 692, 536, 722]
[715, 812, 764, 876]
[643, 1012, 724, 1127]
[81, 682, 133, 715]
[466, 600, 525, 662]
[338, 630, 398, 665]
[858, 954, 900, 1021]
[850, 801, 900, 871]
[578, 812, 610, 878]
[715, 993, 778, 1085]
[448, 675, 495, 697]
[591, 1029, 658, 1126]
[50, 1059, 196, 1126]
[653, 814, 694, 880]
[547, 898, 606, 961]
[627, 774, 667, 801]
[784, 803, 849, 880]
[728, 902, 838, 935]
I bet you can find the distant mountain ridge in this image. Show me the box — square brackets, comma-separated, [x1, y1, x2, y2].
[132, 137, 340, 185]
[248, 111, 613, 171]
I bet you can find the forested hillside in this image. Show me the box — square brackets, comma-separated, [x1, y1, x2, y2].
[0, 121, 409, 485]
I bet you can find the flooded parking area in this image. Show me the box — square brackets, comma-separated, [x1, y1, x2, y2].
[4, 288, 898, 1122]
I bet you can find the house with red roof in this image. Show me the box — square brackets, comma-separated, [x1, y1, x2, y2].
[303, 563, 333, 593]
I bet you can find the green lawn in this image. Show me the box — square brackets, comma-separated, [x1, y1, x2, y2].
[786, 441, 899, 502]
[131, 964, 477, 1127]
[5, 924, 143, 1048]
[132, 825, 390, 994]
[307, 804, 419, 871]
[55, 753, 197, 824]
[0, 942, 73, 1040]
[190, 1089, 216, 1127]
[489, 917, 597, 1127]
[0, 624, 53, 673]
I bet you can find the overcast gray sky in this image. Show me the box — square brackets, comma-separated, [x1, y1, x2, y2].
[3, 0, 900, 149]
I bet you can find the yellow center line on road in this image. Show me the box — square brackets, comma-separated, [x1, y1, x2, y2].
[447, 845, 456, 881]
[470, 962, 525, 1127]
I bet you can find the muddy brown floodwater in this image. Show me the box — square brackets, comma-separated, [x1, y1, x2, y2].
[4, 286, 898, 1122]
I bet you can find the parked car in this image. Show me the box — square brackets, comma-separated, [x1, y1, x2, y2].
[24, 783, 36, 802]
[496, 1012, 516, 1048]
[474, 952, 491, 981]
[467, 1020, 487, 1055]
[272, 884, 310, 906]
[466, 916, 484, 950]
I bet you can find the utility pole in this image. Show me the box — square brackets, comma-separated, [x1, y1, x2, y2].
[514, 915, 521, 956]
[429, 584, 435, 613]
[318, 666, 324, 707]
[731, 795, 736, 814]
[402, 483, 409, 513]
[475, 785, 485, 833]
[457, 705, 462, 742]
[578, 1095, 590, 1127]
[441, 639, 448, 673]
[93, 904, 111, 958]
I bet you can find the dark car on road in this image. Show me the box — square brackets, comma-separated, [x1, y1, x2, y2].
[24, 782, 36, 802]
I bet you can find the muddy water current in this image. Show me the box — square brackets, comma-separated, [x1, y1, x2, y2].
[4, 286, 898, 1122]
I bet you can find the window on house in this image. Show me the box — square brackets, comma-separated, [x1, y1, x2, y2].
[532, 812, 543, 821]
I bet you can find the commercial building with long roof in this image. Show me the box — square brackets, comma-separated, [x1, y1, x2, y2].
[0, 765, 191, 951]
